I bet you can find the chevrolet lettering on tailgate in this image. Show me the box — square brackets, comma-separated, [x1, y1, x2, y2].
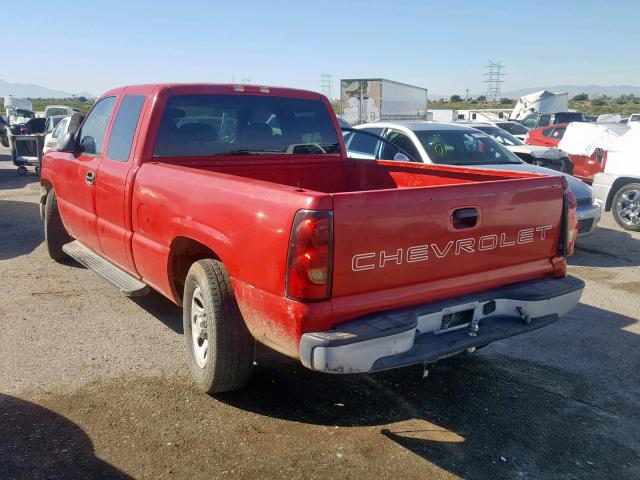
[352, 225, 554, 272]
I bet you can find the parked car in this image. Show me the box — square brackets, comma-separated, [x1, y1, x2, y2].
[525, 123, 569, 147]
[519, 112, 585, 130]
[43, 115, 77, 155]
[457, 122, 573, 174]
[492, 120, 530, 141]
[44, 105, 79, 118]
[40, 83, 583, 393]
[527, 123, 630, 183]
[592, 127, 640, 231]
[348, 121, 600, 237]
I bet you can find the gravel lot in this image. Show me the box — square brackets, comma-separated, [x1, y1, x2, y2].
[1, 146, 639, 479]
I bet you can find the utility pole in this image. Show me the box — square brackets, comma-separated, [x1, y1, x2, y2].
[465, 88, 470, 102]
[483, 61, 506, 105]
[320, 73, 333, 99]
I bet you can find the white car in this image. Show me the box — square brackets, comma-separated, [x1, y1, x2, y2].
[459, 123, 573, 174]
[345, 121, 601, 237]
[490, 120, 530, 141]
[592, 127, 640, 231]
[42, 113, 83, 155]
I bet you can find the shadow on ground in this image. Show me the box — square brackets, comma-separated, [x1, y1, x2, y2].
[212, 303, 640, 479]
[132, 290, 183, 334]
[573, 225, 640, 267]
[0, 395, 130, 479]
[0, 200, 43, 260]
[0, 153, 40, 190]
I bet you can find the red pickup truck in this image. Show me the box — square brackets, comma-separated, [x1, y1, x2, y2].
[40, 84, 583, 393]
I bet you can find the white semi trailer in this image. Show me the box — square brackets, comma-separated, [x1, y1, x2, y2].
[340, 78, 428, 125]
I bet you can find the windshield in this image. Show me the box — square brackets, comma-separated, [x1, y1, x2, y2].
[472, 125, 524, 146]
[154, 94, 340, 157]
[415, 129, 522, 165]
[496, 122, 529, 135]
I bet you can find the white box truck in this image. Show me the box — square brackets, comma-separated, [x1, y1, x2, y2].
[341, 79, 428, 125]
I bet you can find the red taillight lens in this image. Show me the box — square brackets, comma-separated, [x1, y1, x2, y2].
[286, 210, 333, 301]
[560, 177, 578, 256]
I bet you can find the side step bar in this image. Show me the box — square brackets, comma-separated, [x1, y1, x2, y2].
[62, 241, 149, 297]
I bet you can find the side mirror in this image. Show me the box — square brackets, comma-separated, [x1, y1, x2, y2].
[393, 152, 409, 162]
[59, 132, 79, 153]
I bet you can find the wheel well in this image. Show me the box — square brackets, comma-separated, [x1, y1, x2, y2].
[606, 177, 640, 211]
[169, 237, 220, 304]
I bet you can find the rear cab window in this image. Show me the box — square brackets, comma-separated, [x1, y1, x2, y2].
[153, 94, 340, 157]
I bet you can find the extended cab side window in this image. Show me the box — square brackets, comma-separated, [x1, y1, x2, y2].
[79, 97, 117, 155]
[106, 95, 146, 162]
[538, 114, 551, 127]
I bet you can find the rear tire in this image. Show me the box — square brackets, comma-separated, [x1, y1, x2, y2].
[44, 189, 72, 261]
[612, 183, 640, 231]
[183, 259, 255, 393]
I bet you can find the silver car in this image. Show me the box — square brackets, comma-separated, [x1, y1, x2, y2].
[345, 121, 601, 237]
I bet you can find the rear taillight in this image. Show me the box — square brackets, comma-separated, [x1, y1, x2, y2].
[560, 177, 578, 257]
[286, 210, 333, 301]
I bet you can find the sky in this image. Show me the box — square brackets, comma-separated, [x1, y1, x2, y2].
[4, 0, 640, 98]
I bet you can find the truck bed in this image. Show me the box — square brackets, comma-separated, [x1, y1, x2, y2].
[159, 156, 543, 193]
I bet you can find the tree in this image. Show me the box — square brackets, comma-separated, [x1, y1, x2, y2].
[591, 97, 607, 106]
[78, 96, 87, 102]
[476, 95, 487, 102]
[450, 95, 462, 102]
[571, 93, 589, 101]
[499, 98, 513, 104]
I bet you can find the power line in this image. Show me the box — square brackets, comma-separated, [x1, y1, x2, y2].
[320, 73, 333, 99]
[483, 61, 506, 104]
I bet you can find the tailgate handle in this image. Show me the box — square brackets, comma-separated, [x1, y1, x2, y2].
[452, 208, 478, 229]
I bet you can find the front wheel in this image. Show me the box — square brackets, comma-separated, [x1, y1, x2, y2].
[612, 183, 640, 231]
[44, 189, 72, 261]
[183, 259, 255, 393]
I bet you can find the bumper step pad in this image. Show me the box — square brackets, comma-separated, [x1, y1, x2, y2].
[62, 241, 149, 297]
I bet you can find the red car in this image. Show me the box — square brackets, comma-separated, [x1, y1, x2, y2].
[40, 83, 582, 393]
[526, 124, 605, 183]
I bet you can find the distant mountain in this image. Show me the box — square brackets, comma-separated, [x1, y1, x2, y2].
[0, 78, 95, 99]
[502, 85, 640, 99]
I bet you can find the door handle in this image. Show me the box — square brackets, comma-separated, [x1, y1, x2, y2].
[85, 171, 95, 185]
[452, 208, 478, 229]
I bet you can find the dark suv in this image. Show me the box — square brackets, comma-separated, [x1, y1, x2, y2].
[519, 112, 585, 129]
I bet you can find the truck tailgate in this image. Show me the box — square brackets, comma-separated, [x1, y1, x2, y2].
[330, 176, 563, 303]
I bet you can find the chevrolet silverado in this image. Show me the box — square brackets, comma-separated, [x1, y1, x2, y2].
[40, 83, 583, 393]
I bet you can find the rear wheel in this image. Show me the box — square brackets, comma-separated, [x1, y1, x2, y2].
[16, 166, 27, 176]
[612, 183, 640, 231]
[183, 259, 254, 393]
[44, 189, 72, 261]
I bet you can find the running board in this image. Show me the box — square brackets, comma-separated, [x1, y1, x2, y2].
[62, 241, 149, 297]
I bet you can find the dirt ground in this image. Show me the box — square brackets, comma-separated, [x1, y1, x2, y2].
[1, 147, 639, 479]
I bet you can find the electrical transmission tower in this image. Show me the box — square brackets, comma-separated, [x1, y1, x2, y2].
[320, 73, 333, 99]
[483, 61, 506, 104]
